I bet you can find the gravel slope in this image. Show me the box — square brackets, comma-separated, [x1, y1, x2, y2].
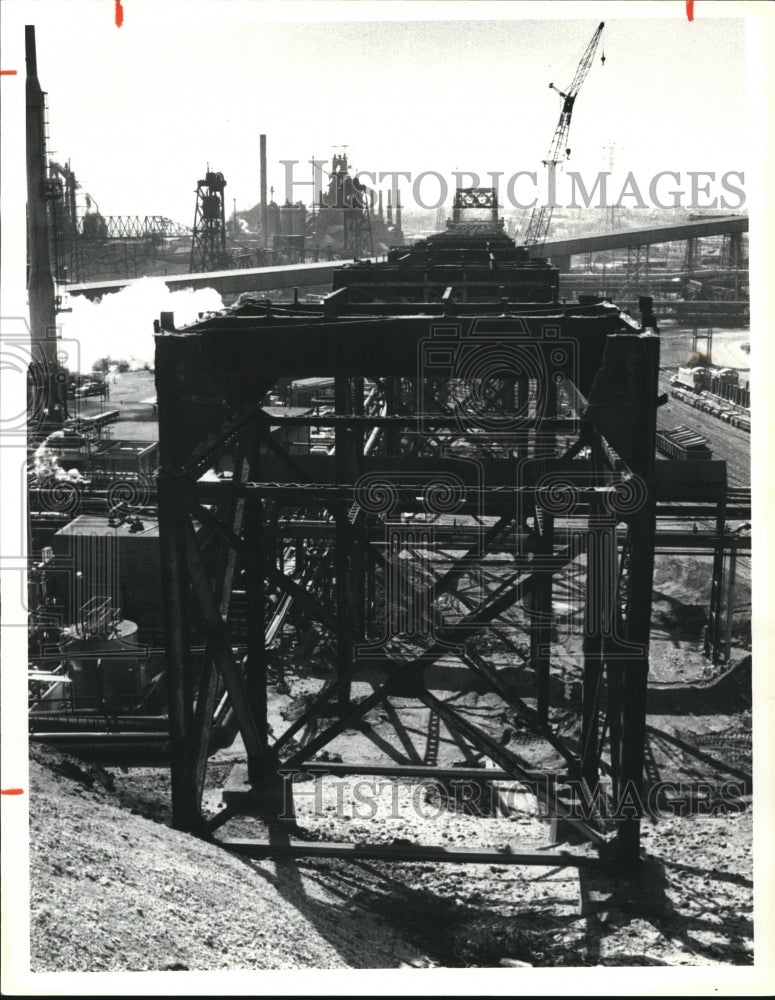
[27, 745, 429, 972]
[27, 741, 755, 974]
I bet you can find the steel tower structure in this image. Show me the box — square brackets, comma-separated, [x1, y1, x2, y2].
[190, 169, 230, 273]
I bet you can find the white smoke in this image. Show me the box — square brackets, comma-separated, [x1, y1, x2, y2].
[32, 438, 85, 484]
[59, 278, 224, 373]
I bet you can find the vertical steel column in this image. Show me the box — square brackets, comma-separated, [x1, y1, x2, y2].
[352, 377, 366, 639]
[158, 473, 198, 831]
[534, 370, 557, 723]
[260, 134, 268, 251]
[295, 537, 306, 574]
[25, 26, 58, 374]
[335, 374, 354, 712]
[245, 499, 270, 783]
[386, 377, 401, 456]
[155, 337, 198, 831]
[532, 517, 553, 723]
[366, 553, 377, 636]
[515, 372, 529, 469]
[381, 377, 401, 650]
[193, 442, 248, 803]
[580, 501, 605, 784]
[616, 333, 659, 870]
[605, 523, 631, 805]
[706, 496, 727, 664]
[724, 542, 738, 660]
[685, 237, 699, 273]
[501, 374, 516, 461]
[617, 515, 655, 868]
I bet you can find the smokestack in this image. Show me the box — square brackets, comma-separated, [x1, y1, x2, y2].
[260, 133, 268, 250]
[26, 25, 62, 431]
[378, 190, 383, 221]
[25, 26, 57, 368]
[395, 192, 402, 234]
[386, 190, 392, 225]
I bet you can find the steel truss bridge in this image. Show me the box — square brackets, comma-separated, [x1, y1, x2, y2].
[93, 216, 193, 239]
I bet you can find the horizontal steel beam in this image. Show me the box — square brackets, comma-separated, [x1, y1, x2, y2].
[222, 761, 565, 801]
[263, 413, 583, 430]
[252, 520, 749, 548]
[217, 838, 601, 867]
[156, 309, 625, 384]
[192, 482, 630, 502]
[278, 762, 564, 781]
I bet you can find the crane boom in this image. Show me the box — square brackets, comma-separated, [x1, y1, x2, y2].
[523, 22, 605, 252]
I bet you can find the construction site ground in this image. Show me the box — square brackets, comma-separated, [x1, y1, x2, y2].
[27, 541, 753, 973]
[25, 322, 755, 973]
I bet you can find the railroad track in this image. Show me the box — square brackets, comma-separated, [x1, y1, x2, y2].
[657, 372, 751, 488]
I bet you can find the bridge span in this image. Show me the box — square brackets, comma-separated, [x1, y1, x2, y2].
[66, 260, 354, 301]
[65, 217, 748, 301]
[542, 216, 748, 268]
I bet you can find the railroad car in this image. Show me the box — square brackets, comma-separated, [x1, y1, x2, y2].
[656, 425, 713, 461]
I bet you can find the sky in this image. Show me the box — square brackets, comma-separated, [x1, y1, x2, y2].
[0, 0, 756, 225]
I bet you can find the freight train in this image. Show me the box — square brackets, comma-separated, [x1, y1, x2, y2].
[671, 366, 739, 394]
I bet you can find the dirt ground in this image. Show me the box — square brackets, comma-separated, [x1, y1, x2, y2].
[27, 729, 753, 974]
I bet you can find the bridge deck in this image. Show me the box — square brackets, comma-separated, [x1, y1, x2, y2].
[67, 260, 354, 300]
[541, 216, 748, 258]
[66, 216, 748, 300]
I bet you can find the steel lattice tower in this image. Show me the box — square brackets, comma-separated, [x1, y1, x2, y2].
[190, 169, 230, 273]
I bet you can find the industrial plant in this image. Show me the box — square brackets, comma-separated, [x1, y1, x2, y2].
[10, 12, 759, 978]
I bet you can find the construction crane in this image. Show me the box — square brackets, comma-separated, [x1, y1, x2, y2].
[523, 21, 605, 253]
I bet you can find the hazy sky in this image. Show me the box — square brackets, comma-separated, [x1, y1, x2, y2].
[0, 0, 755, 224]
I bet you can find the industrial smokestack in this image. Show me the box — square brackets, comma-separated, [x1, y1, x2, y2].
[26, 26, 57, 367]
[26, 25, 63, 431]
[260, 133, 268, 251]
[386, 190, 392, 225]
